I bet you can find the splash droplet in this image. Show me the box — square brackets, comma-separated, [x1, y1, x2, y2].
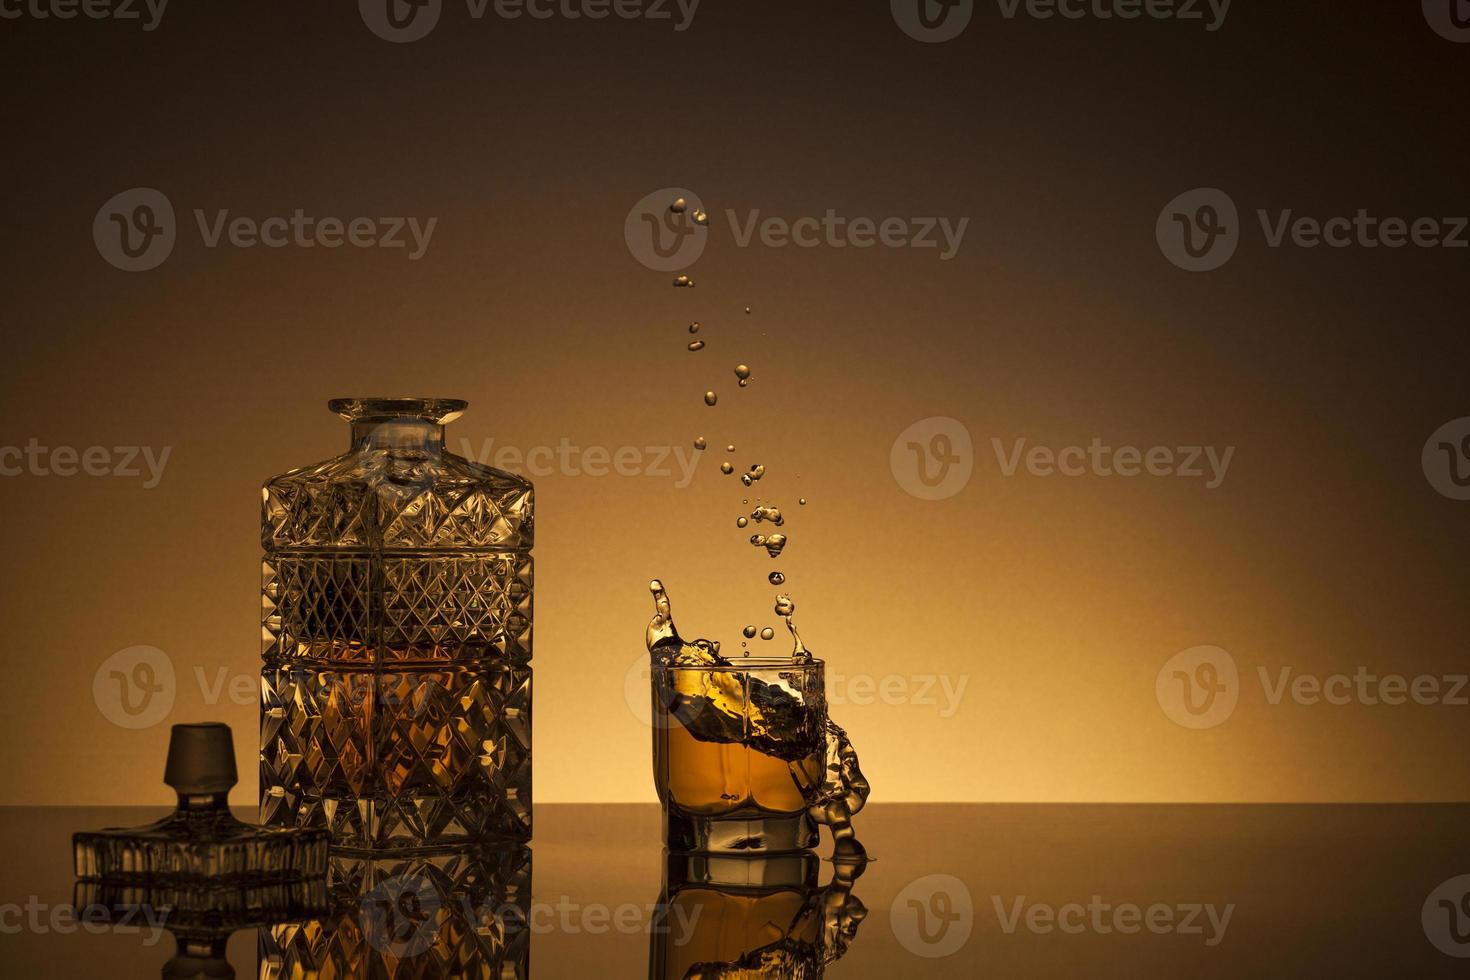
[674, 275, 695, 288]
[688, 340, 705, 351]
[694, 437, 707, 451]
[741, 474, 753, 486]
[736, 516, 748, 528]
[742, 625, 757, 639]
[751, 505, 783, 525]
[747, 464, 765, 481]
[744, 307, 752, 314]
[774, 594, 795, 617]
[763, 533, 787, 558]
[738, 379, 750, 387]
[720, 462, 734, 475]
[692, 209, 709, 226]
[799, 498, 808, 506]
[726, 444, 736, 453]
[688, 321, 701, 333]
[734, 364, 751, 381]
[760, 627, 775, 640]
[704, 391, 718, 406]
[768, 571, 785, 585]
[670, 198, 688, 214]
[750, 534, 767, 548]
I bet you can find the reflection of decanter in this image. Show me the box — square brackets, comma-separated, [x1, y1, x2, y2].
[260, 844, 532, 978]
[649, 851, 867, 979]
[261, 398, 534, 852]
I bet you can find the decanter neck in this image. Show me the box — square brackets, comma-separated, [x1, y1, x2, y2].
[351, 417, 445, 453]
[176, 792, 231, 812]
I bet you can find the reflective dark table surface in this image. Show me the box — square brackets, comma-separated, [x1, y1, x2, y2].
[1, 803, 1466, 977]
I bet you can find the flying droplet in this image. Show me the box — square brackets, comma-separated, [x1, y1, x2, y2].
[720, 462, 734, 475]
[760, 627, 775, 641]
[750, 534, 767, 547]
[692, 210, 709, 225]
[704, 391, 718, 406]
[738, 378, 750, 387]
[774, 594, 795, 617]
[743, 625, 757, 639]
[688, 340, 705, 351]
[688, 322, 701, 334]
[750, 506, 782, 525]
[763, 533, 787, 558]
[694, 437, 707, 451]
[768, 571, 785, 585]
[736, 516, 748, 528]
[799, 498, 807, 506]
[744, 307, 752, 314]
[674, 275, 695, 288]
[670, 198, 688, 214]
[741, 474, 752, 486]
[734, 364, 751, 381]
[726, 444, 735, 453]
[747, 464, 765, 481]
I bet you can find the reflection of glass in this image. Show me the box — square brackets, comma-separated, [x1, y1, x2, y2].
[652, 658, 868, 856]
[260, 844, 532, 978]
[649, 850, 867, 979]
[261, 397, 534, 852]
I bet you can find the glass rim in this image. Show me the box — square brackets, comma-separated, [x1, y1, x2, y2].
[653, 656, 824, 672]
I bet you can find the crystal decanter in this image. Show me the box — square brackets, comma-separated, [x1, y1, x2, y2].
[260, 398, 533, 851]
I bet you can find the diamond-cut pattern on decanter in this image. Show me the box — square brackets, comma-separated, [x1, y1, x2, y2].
[262, 666, 531, 850]
[261, 407, 533, 852]
[259, 845, 531, 979]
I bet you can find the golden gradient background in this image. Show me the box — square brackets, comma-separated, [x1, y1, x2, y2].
[0, 2, 1466, 806]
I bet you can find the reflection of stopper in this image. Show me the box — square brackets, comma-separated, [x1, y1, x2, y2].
[163, 722, 238, 796]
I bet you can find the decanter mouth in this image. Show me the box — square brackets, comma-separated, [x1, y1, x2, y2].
[328, 397, 468, 425]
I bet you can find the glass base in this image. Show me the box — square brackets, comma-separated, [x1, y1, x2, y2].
[664, 810, 818, 854]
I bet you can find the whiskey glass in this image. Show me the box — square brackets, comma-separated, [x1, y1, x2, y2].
[652, 657, 868, 856]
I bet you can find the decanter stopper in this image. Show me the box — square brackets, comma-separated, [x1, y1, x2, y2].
[163, 722, 238, 797]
